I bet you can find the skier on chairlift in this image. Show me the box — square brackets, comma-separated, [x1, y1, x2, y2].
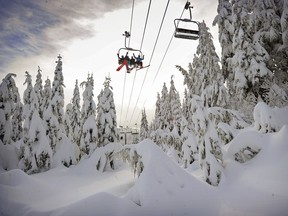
[117, 53, 125, 64]
[133, 53, 144, 68]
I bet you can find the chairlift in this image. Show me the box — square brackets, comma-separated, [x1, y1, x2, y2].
[174, 2, 200, 40]
[116, 31, 149, 73]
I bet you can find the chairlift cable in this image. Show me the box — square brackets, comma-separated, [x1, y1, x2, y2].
[119, 0, 135, 126]
[128, 0, 135, 47]
[151, 2, 186, 85]
[119, 72, 127, 126]
[128, 0, 171, 126]
[134, 2, 187, 123]
[123, 0, 152, 127]
[140, 0, 152, 51]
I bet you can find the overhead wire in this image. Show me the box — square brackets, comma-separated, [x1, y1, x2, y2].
[124, 0, 152, 127]
[134, 1, 187, 123]
[140, 0, 152, 51]
[119, 0, 135, 126]
[128, 0, 135, 47]
[128, 0, 171, 126]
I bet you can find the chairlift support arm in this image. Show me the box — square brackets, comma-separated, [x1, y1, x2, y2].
[184, 1, 193, 20]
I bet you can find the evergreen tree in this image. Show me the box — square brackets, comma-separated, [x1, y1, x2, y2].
[140, 109, 149, 140]
[182, 88, 190, 123]
[252, 0, 281, 44]
[164, 77, 183, 156]
[70, 80, 81, 147]
[159, 82, 169, 130]
[43, 56, 79, 166]
[0, 73, 23, 145]
[176, 19, 251, 184]
[177, 21, 228, 108]
[282, 0, 288, 47]
[96, 77, 118, 148]
[231, 0, 273, 117]
[42, 77, 52, 113]
[151, 92, 161, 131]
[19, 72, 52, 173]
[79, 74, 97, 156]
[275, 0, 288, 100]
[251, 0, 288, 107]
[34, 66, 44, 118]
[95, 77, 118, 171]
[197, 21, 228, 107]
[43, 55, 65, 152]
[64, 103, 73, 141]
[213, 0, 234, 81]
[50, 54, 65, 132]
[168, 76, 182, 134]
[191, 96, 223, 186]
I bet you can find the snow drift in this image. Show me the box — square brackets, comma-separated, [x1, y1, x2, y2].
[1, 127, 288, 216]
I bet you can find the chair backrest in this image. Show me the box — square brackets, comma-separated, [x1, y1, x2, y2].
[174, 18, 200, 40]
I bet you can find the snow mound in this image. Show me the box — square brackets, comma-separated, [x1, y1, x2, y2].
[0, 141, 18, 172]
[124, 139, 218, 216]
[51, 192, 139, 216]
[53, 133, 80, 167]
[0, 169, 35, 186]
[254, 102, 288, 133]
[220, 126, 288, 216]
[77, 142, 122, 172]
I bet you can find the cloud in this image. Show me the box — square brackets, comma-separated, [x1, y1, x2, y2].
[0, 0, 139, 74]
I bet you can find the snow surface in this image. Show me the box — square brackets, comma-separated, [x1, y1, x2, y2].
[1, 127, 288, 216]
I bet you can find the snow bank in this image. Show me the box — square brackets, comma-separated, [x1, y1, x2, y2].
[124, 139, 218, 216]
[0, 141, 18, 172]
[51, 192, 139, 216]
[77, 142, 122, 172]
[220, 125, 288, 216]
[254, 102, 288, 133]
[53, 133, 80, 167]
[1, 130, 288, 216]
[224, 130, 263, 162]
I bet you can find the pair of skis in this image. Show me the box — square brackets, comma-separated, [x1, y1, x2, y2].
[116, 60, 149, 73]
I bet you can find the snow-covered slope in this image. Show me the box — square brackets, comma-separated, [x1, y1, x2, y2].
[0, 127, 288, 216]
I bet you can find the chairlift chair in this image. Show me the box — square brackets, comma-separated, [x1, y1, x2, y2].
[116, 31, 148, 73]
[174, 2, 200, 40]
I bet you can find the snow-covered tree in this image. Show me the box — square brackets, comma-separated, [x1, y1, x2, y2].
[79, 74, 97, 156]
[251, 0, 288, 107]
[165, 76, 183, 153]
[168, 76, 182, 133]
[213, 0, 234, 81]
[50, 54, 65, 132]
[282, 0, 288, 47]
[18, 72, 52, 174]
[0, 73, 23, 145]
[43, 55, 66, 152]
[96, 76, 118, 148]
[42, 77, 52, 112]
[177, 21, 228, 108]
[191, 96, 223, 186]
[150, 92, 161, 131]
[95, 77, 118, 171]
[140, 109, 149, 140]
[64, 103, 73, 141]
[43, 56, 79, 166]
[252, 0, 281, 44]
[231, 0, 273, 117]
[70, 80, 81, 147]
[159, 82, 169, 130]
[182, 88, 190, 123]
[34, 66, 44, 118]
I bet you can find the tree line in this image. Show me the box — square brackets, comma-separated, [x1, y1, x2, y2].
[0, 0, 287, 186]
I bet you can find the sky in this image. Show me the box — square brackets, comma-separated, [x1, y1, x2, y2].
[0, 0, 219, 127]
